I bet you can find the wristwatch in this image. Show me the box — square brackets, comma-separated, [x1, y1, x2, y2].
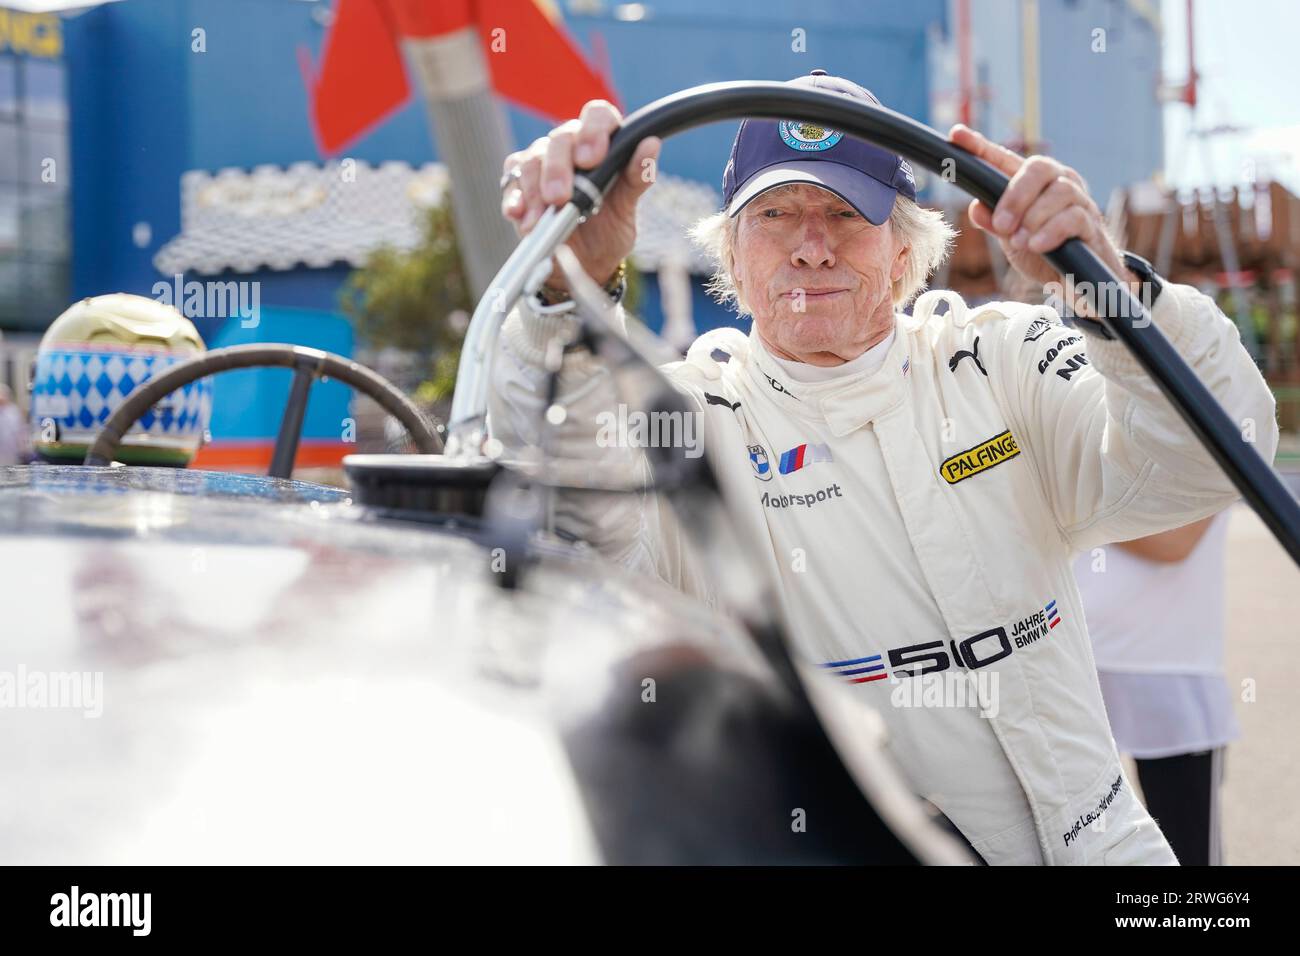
[536, 261, 627, 308]
[1121, 251, 1164, 309]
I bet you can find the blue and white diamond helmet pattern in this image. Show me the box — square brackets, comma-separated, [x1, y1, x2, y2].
[30, 293, 213, 466]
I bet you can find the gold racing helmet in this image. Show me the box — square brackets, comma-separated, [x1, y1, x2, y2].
[29, 293, 212, 466]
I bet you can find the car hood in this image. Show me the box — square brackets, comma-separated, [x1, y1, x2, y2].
[0, 465, 765, 863]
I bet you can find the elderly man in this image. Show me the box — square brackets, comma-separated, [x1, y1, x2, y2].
[490, 72, 1278, 865]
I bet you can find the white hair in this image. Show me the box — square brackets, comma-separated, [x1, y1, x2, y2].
[688, 188, 957, 314]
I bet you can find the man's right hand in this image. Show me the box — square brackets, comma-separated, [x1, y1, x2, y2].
[500, 99, 661, 291]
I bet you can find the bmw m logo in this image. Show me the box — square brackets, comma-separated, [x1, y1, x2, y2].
[748, 443, 773, 481]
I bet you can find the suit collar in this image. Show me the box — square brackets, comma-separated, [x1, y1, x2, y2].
[745, 323, 910, 437]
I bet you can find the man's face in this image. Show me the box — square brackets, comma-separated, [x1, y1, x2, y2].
[732, 184, 907, 366]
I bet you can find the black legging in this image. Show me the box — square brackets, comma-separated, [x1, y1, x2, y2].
[1135, 748, 1225, 866]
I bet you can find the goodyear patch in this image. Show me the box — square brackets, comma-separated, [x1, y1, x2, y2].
[940, 430, 1021, 484]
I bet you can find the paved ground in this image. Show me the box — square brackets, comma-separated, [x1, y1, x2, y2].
[1212, 500, 1299, 865]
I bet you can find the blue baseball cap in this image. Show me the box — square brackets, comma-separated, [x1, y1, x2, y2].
[722, 71, 917, 225]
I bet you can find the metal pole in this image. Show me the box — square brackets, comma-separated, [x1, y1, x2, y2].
[403, 29, 520, 299]
[1020, 0, 1041, 151]
[270, 366, 314, 479]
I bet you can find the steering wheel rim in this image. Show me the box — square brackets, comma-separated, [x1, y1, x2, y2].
[84, 343, 444, 477]
[448, 80, 1300, 568]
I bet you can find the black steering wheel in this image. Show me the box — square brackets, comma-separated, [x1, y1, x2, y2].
[83, 343, 444, 477]
[550, 81, 1300, 567]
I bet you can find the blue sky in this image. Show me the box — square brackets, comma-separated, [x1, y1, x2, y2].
[1161, 0, 1300, 191]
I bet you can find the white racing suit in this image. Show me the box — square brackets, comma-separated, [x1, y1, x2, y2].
[488, 282, 1279, 865]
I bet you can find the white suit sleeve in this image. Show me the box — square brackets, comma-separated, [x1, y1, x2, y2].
[989, 282, 1279, 552]
[487, 298, 714, 601]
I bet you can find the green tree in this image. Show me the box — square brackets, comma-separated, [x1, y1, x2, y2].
[339, 198, 472, 404]
[340, 195, 641, 406]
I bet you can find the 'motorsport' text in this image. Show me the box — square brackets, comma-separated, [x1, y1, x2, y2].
[761, 483, 843, 509]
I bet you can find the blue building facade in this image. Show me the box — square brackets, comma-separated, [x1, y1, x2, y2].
[43, 0, 948, 467]
[0, 5, 68, 335]
[929, 0, 1164, 205]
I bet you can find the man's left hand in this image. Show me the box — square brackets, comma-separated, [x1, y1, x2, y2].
[948, 124, 1137, 293]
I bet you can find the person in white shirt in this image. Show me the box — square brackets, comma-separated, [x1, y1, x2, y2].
[489, 72, 1278, 864]
[1073, 512, 1237, 865]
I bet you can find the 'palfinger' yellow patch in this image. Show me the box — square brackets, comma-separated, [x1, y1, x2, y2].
[940, 430, 1021, 484]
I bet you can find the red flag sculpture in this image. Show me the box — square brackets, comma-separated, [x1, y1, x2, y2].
[302, 0, 619, 156]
